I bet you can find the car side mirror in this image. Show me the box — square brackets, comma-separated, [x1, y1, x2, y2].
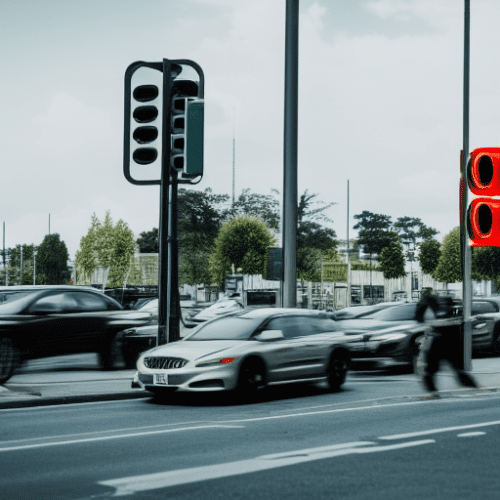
[254, 330, 284, 341]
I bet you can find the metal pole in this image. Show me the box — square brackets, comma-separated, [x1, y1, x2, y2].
[157, 58, 173, 346]
[169, 170, 180, 342]
[232, 108, 236, 205]
[282, 0, 299, 308]
[462, 0, 472, 371]
[347, 180, 351, 307]
[20, 246, 23, 284]
[33, 249, 37, 285]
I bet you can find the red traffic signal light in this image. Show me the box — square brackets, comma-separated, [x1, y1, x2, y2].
[467, 147, 500, 246]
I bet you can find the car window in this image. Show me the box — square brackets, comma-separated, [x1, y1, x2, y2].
[186, 316, 262, 341]
[367, 303, 417, 321]
[265, 316, 316, 338]
[0, 291, 38, 314]
[312, 318, 340, 333]
[472, 301, 497, 314]
[30, 293, 79, 313]
[73, 292, 111, 312]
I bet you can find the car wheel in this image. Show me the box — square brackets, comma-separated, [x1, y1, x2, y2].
[491, 326, 500, 356]
[98, 336, 119, 370]
[0, 337, 19, 385]
[237, 358, 266, 400]
[327, 351, 349, 392]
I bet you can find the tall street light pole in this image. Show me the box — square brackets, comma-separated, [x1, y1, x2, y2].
[282, 0, 299, 308]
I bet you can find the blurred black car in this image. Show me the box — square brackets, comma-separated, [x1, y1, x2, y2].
[337, 300, 494, 371]
[0, 285, 152, 384]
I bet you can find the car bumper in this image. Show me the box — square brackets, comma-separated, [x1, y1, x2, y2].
[134, 362, 241, 393]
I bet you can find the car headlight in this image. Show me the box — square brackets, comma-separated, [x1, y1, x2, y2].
[474, 323, 487, 329]
[195, 357, 237, 368]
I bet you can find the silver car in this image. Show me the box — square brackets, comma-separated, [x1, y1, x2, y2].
[134, 308, 352, 399]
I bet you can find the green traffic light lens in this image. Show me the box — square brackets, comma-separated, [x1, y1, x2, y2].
[133, 106, 158, 123]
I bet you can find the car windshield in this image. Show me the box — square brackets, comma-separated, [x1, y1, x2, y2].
[185, 316, 262, 341]
[363, 303, 417, 321]
[0, 291, 37, 314]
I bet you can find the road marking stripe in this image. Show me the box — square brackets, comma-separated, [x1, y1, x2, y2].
[379, 420, 500, 440]
[0, 425, 244, 452]
[99, 439, 434, 496]
[457, 432, 486, 437]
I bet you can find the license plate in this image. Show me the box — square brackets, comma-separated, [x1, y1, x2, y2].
[154, 374, 169, 385]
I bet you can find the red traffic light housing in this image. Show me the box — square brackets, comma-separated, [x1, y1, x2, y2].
[467, 147, 500, 246]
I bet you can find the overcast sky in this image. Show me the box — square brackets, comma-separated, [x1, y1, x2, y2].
[1, 0, 500, 260]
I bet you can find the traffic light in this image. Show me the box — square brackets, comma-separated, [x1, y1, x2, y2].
[466, 147, 500, 246]
[124, 59, 204, 185]
[170, 81, 204, 178]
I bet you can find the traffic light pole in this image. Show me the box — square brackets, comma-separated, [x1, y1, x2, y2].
[157, 58, 173, 346]
[462, 0, 472, 371]
[169, 169, 181, 342]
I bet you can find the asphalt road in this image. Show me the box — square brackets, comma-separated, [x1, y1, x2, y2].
[2, 365, 500, 500]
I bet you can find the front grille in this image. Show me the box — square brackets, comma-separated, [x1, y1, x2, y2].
[144, 357, 188, 369]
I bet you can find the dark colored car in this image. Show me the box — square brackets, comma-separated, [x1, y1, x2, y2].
[338, 300, 494, 370]
[467, 297, 500, 354]
[334, 303, 432, 371]
[0, 285, 152, 384]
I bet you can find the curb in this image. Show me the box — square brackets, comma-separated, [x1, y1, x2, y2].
[0, 390, 149, 410]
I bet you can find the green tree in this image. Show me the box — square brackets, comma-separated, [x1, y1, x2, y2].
[210, 216, 276, 286]
[296, 191, 338, 280]
[433, 227, 462, 284]
[394, 216, 438, 249]
[353, 211, 399, 265]
[36, 234, 71, 284]
[418, 239, 441, 277]
[379, 241, 406, 279]
[229, 188, 280, 231]
[136, 228, 158, 253]
[75, 212, 136, 288]
[472, 247, 500, 291]
[3, 244, 36, 285]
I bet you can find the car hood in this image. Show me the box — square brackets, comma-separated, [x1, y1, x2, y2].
[140, 340, 244, 362]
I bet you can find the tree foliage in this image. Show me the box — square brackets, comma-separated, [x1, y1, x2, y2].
[75, 211, 136, 288]
[379, 241, 406, 279]
[418, 239, 441, 277]
[36, 234, 71, 284]
[136, 228, 158, 253]
[228, 188, 280, 231]
[472, 247, 500, 291]
[353, 211, 399, 259]
[394, 216, 438, 249]
[433, 227, 462, 284]
[2, 244, 37, 285]
[210, 216, 276, 286]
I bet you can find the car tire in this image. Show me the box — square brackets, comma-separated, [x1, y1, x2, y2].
[98, 335, 119, 371]
[0, 337, 19, 385]
[236, 358, 266, 400]
[327, 350, 349, 392]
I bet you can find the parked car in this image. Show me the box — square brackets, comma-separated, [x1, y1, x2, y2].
[0, 285, 152, 384]
[331, 301, 403, 320]
[467, 297, 500, 354]
[133, 308, 352, 399]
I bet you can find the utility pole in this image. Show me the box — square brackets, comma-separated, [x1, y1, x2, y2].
[232, 108, 236, 205]
[282, 0, 299, 308]
[462, 0, 472, 371]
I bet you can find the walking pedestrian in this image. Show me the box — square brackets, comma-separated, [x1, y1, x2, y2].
[415, 288, 478, 395]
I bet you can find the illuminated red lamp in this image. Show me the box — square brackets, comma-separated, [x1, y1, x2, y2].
[467, 147, 500, 247]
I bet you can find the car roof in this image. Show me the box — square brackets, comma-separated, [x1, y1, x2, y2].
[238, 308, 330, 319]
[0, 285, 98, 291]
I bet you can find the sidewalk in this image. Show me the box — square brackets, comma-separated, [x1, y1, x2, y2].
[2, 356, 500, 410]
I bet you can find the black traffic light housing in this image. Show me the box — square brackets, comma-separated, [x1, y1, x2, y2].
[124, 59, 204, 186]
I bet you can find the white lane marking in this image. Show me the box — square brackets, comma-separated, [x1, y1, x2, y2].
[100, 439, 435, 496]
[379, 420, 500, 440]
[0, 397, 150, 412]
[0, 425, 244, 453]
[457, 432, 486, 438]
